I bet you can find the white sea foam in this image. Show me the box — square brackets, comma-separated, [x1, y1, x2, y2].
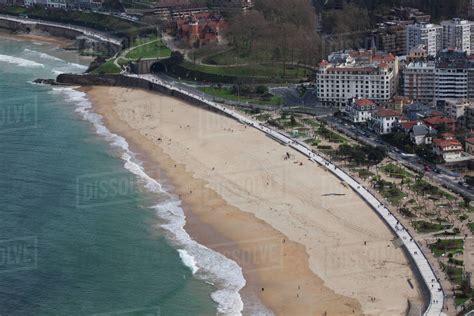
[0, 54, 44, 68]
[178, 249, 199, 274]
[52, 70, 65, 75]
[68, 62, 88, 70]
[50, 86, 246, 316]
[24, 48, 64, 62]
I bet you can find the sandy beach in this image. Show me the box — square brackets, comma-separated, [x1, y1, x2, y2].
[0, 29, 74, 48]
[85, 86, 423, 315]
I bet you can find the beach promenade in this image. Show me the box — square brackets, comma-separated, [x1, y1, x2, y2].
[127, 73, 445, 316]
[0, 14, 122, 47]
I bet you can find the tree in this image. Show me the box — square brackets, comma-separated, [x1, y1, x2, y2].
[290, 115, 296, 126]
[256, 85, 268, 94]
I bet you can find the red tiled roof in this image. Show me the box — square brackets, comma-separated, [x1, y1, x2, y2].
[400, 121, 418, 130]
[354, 99, 375, 107]
[375, 108, 402, 118]
[429, 111, 445, 117]
[440, 132, 455, 139]
[424, 116, 456, 125]
[319, 60, 329, 67]
[433, 138, 462, 150]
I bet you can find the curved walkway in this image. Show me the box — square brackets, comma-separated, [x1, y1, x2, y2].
[128, 73, 445, 316]
[0, 14, 122, 46]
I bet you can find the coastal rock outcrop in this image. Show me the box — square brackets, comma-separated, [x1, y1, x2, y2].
[33, 78, 60, 85]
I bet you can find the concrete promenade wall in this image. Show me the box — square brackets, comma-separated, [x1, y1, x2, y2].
[56, 73, 232, 116]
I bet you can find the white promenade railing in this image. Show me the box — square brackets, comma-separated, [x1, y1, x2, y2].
[0, 14, 122, 46]
[128, 74, 445, 316]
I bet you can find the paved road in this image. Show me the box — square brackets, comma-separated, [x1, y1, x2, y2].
[127, 73, 445, 316]
[323, 116, 474, 201]
[0, 14, 123, 46]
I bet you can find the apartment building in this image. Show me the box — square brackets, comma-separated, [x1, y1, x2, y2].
[316, 50, 398, 108]
[443, 99, 471, 119]
[404, 49, 474, 105]
[375, 23, 409, 56]
[441, 18, 472, 53]
[403, 61, 435, 103]
[406, 23, 442, 56]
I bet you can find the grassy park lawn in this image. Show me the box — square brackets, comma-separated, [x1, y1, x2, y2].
[304, 138, 320, 147]
[181, 61, 308, 79]
[468, 222, 474, 233]
[380, 163, 413, 179]
[355, 168, 375, 179]
[202, 48, 271, 65]
[399, 207, 416, 218]
[255, 113, 271, 121]
[430, 239, 464, 257]
[317, 125, 347, 143]
[125, 39, 171, 60]
[411, 179, 456, 200]
[301, 118, 320, 128]
[440, 262, 465, 288]
[380, 185, 406, 205]
[199, 87, 282, 106]
[91, 59, 121, 74]
[412, 220, 450, 233]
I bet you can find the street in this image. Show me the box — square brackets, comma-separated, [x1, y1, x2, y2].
[323, 116, 474, 201]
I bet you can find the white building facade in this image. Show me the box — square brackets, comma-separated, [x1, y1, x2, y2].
[406, 23, 443, 56]
[346, 99, 376, 123]
[370, 108, 402, 135]
[316, 50, 398, 109]
[441, 18, 472, 53]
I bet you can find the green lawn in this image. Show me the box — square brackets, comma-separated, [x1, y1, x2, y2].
[412, 220, 450, 233]
[441, 262, 464, 287]
[255, 113, 271, 122]
[469, 222, 474, 233]
[125, 40, 171, 60]
[300, 118, 320, 128]
[399, 207, 416, 218]
[380, 163, 413, 179]
[411, 179, 456, 200]
[317, 126, 347, 143]
[380, 186, 406, 205]
[304, 138, 320, 147]
[202, 48, 271, 65]
[430, 239, 464, 257]
[182, 61, 308, 79]
[355, 169, 375, 179]
[91, 59, 121, 74]
[198, 87, 282, 106]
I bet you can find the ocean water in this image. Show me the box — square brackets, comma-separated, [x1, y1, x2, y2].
[0, 37, 245, 315]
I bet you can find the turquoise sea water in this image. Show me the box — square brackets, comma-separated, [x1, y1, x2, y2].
[0, 37, 232, 315]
